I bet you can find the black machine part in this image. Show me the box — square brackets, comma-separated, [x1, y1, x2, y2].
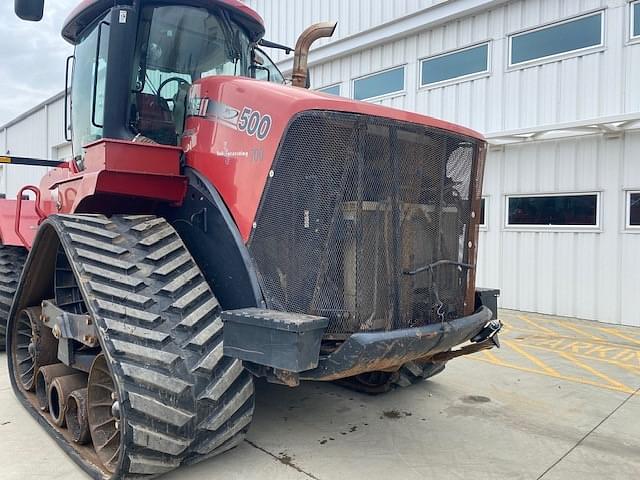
[222, 308, 329, 372]
[223, 303, 498, 384]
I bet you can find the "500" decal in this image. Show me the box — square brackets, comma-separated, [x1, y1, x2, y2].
[237, 107, 272, 141]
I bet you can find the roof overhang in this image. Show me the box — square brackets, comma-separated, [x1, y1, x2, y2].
[486, 113, 640, 148]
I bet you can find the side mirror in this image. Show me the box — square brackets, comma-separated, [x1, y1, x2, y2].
[15, 0, 45, 21]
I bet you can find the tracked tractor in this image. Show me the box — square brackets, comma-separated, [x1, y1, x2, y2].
[2, 0, 502, 478]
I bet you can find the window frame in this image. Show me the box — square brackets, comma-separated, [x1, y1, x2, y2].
[479, 196, 488, 231]
[625, 189, 640, 231]
[504, 191, 602, 232]
[352, 65, 407, 102]
[507, 10, 605, 69]
[317, 83, 342, 96]
[631, 0, 640, 42]
[419, 41, 491, 89]
[478, 195, 489, 232]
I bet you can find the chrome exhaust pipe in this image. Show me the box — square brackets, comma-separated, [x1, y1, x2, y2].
[292, 21, 337, 88]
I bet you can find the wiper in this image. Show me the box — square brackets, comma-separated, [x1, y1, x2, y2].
[219, 9, 240, 61]
[258, 39, 293, 54]
[403, 260, 474, 276]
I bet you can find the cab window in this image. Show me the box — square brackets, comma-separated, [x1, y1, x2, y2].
[71, 14, 109, 161]
[130, 5, 251, 145]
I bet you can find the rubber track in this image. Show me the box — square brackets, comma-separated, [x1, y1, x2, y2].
[0, 245, 27, 351]
[52, 215, 254, 478]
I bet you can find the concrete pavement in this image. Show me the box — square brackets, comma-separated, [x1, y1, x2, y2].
[0, 310, 638, 479]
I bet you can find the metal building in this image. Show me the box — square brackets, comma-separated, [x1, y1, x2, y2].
[1, 0, 639, 326]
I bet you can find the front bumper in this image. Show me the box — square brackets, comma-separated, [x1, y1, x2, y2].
[300, 306, 496, 381]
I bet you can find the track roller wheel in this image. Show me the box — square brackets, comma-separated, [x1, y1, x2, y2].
[10, 307, 57, 391]
[88, 354, 121, 473]
[0, 245, 27, 350]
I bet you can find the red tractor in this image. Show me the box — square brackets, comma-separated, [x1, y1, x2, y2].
[3, 0, 501, 478]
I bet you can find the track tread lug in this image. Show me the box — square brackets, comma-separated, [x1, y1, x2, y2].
[68, 233, 128, 254]
[176, 298, 219, 329]
[127, 392, 194, 427]
[138, 227, 175, 246]
[111, 340, 179, 367]
[131, 423, 189, 455]
[103, 319, 169, 343]
[87, 281, 153, 308]
[152, 253, 192, 277]
[160, 267, 200, 294]
[95, 299, 160, 324]
[120, 362, 190, 395]
[199, 361, 244, 402]
[169, 280, 209, 309]
[145, 240, 182, 261]
[186, 318, 222, 348]
[127, 454, 180, 475]
[62, 220, 120, 239]
[192, 343, 223, 374]
[76, 248, 137, 271]
[201, 377, 253, 431]
[83, 264, 145, 288]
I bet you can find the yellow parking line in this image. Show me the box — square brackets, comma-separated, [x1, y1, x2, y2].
[502, 340, 560, 375]
[558, 352, 633, 391]
[555, 322, 604, 341]
[517, 315, 557, 336]
[469, 355, 636, 395]
[482, 349, 502, 363]
[524, 343, 640, 374]
[598, 329, 640, 347]
[516, 313, 640, 340]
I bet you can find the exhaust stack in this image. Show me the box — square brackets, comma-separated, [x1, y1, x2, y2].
[292, 21, 337, 88]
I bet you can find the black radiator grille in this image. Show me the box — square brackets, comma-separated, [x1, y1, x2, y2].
[248, 111, 480, 336]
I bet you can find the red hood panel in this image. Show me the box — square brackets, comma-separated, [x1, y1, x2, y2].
[182, 77, 484, 242]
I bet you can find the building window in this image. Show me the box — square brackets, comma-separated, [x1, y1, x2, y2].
[317, 84, 341, 96]
[506, 193, 600, 228]
[353, 66, 405, 101]
[627, 191, 640, 228]
[479, 197, 487, 227]
[509, 12, 604, 66]
[420, 43, 489, 87]
[632, 1, 640, 39]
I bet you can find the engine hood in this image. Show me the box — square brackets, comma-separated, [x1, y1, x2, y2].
[190, 76, 483, 140]
[182, 76, 484, 242]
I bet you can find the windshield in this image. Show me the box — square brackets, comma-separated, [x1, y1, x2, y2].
[130, 5, 251, 145]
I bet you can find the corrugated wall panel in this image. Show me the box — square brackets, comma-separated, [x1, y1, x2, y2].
[244, 0, 445, 62]
[46, 97, 68, 151]
[294, 0, 640, 135]
[477, 132, 640, 326]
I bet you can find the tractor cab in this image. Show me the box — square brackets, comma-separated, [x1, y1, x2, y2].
[39, 1, 284, 157]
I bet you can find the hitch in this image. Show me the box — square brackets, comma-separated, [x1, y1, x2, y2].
[430, 320, 502, 363]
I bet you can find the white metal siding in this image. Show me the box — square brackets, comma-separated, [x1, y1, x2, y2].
[245, 0, 446, 62]
[303, 0, 640, 135]
[477, 132, 640, 326]
[0, 95, 68, 199]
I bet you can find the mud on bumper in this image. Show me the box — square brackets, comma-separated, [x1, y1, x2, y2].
[223, 306, 500, 384]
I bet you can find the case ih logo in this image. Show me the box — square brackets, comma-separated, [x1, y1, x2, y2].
[188, 98, 272, 141]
